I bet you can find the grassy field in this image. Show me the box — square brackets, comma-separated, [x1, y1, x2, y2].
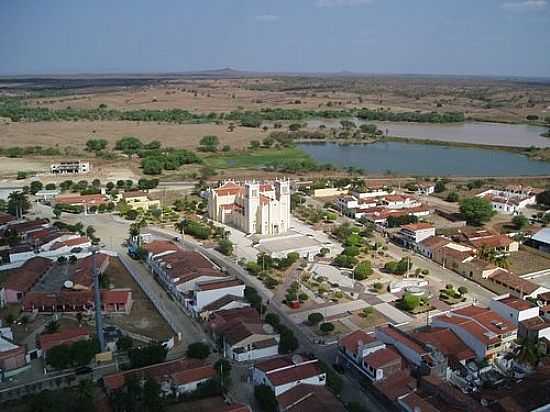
[203, 147, 313, 169]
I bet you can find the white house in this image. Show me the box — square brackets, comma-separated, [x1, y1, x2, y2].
[381, 195, 420, 209]
[188, 278, 245, 315]
[431, 305, 517, 361]
[253, 356, 326, 396]
[415, 183, 436, 196]
[399, 223, 436, 247]
[221, 320, 279, 361]
[477, 186, 536, 215]
[489, 295, 540, 325]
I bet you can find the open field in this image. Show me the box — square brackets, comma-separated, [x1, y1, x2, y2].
[0, 120, 264, 150]
[104, 257, 173, 340]
[10, 75, 550, 124]
[203, 147, 312, 169]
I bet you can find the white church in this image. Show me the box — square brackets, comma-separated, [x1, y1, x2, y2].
[207, 179, 290, 235]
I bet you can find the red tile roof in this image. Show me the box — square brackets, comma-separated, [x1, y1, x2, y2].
[202, 295, 248, 313]
[38, 327, 90, 352]
[22, 289, 131, 311]
[363, 347, 402, 369]
[196, 278, 243, 292]
[338, 330, 377, 354]
[63, 236, 90, 247]
[468, 234, 512, 249]
[412, 327, 475, 362]
[72, 253, 110, 288]
[420, 236, 451, 249]
[488, 269, 541, 295]
[401, 223, 434, 231]
[103, 358, 207, 391]
[377, 324, 426, 354]
[373, 370, 416, 401]
[497, 296, 536, 311]
[399, 392, 439, 412]
[277, 384, 347, 412]
[143, 240, 178, 255]
[171, 365, 216, 385]
[0, 212, 15, 225]
[255, 356, 323, 387]
[55, 194, 108, 205]
[435, 306, 516, 344]
[3, 257, 53, 292]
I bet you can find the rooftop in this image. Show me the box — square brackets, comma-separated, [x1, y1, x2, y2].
[401, 223, 434, 232]
[255, 355, 323, 387]
[277, 384, 347, 412]
[196, 278, 243, 292]
[420, 236, 451, 249]
[488, 269, 542, 295]
[496, 295, 537, 311]
[38, 327, 90, 352]
[122, 190, 149, 199]
[143, 240, 178, 255]
[363, 347, 402, 369]
[412, 327, 475, 362]
[2, 256, 53, 291]
[376, 324, 426, 355]
[338, 330, 378, 354]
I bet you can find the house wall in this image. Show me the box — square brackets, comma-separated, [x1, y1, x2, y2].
[252, 367, 326, 396]
[489, 299, 539, 325]
[174, 378, 212, 396]
[313, 188, 348, 198]
[375, 329, 423, 367]
[193, 285, 245, 312]
[231, 343, 279, 362]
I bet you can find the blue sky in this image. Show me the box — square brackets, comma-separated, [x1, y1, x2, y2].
[1, 0, 549, 77]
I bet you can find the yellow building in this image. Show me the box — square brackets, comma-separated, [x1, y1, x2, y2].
[122, 190, 161, 211]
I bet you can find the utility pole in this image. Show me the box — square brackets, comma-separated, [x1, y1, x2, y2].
[91, 246, 105, 352]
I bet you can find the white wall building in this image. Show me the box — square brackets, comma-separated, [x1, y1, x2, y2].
[188, 278, 245, 315]
[477, 186, 536, 215]
[489, 295, 540, 325]
[208, 180, 290, 235]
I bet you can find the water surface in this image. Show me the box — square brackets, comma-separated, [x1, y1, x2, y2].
[298, 142, 550, 176]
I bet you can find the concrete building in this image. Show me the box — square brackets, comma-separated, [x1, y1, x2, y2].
[489, 295, 540, 325]
[220, 320, 279, 361]
[530, 228, 550, 253]
[398, 223, 436, 248]
[252, 355, 326, 396]
[207, 180, 290, 235]
[102, 358, 215, 397]
[0, 257, 53, 305]
[431, 306, 517, 361]
[122, 190, 161, 211]
[477, 186, 537, 215]
[187, 278, 245, 315]
[38, 327, 90, 359]
[50, 160, 90, 175]
[0, 328, 28, 380]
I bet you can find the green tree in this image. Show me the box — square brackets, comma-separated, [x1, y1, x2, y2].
[85, 138, 108, 152]
[537, 190, 550, 207]
[459, 197, 496, 226]
[199, 135, 220, 152]
[142, 158, 163, 175]
[128, 343, 167, 368]
[320, 322, 335, 334]
[398, 293, 421, 311]
[512, 214, 529, 230]
[186, 342, 210, 359]
[30, 180, 43, 194]
[115, 136, 143, 156]
[434, 180, 446, 193]
[46, 345, 73, 369]
[354, 260, 373, 280]
[446, 191, 459, 202]
[254, 385, 278, 412]
[7, 191, 30, 217]
[217, 239, 234, 256]
[143, 375, 163, 412]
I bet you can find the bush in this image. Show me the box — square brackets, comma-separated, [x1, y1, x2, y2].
[308, 312, 324, 325]
[446, 191, 459, 202]
[298, 293, 309, 302]
[254, 385, 278, 412]
[334, 254, 358, 268]
[319, 322, 335, 334]
[217, 239, 233, 256]
[264, 313, 280, 328]
[354, 260, 373, 280]
[186, 342, 210, 359]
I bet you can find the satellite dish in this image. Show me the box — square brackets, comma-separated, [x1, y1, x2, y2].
[64, 280, 74, 289]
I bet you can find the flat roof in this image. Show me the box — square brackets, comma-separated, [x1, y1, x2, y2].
[256, 234, 323, 254]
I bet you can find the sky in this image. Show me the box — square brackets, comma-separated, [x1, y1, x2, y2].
[1, 0, 549, 77]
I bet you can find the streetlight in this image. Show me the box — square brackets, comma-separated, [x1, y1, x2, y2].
[89, 245, 105, 352]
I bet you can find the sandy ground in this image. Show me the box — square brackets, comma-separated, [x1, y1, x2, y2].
[0, 120, 265, 150]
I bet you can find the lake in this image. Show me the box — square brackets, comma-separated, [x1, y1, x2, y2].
[304, 119, 550, 148]
[298, 142, 550, 176]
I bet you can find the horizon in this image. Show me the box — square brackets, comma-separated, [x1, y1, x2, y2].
[1, 0, 549, 78]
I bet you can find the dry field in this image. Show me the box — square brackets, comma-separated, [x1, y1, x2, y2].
[23, 76, 550, 123]
[0, 120, 265, 150]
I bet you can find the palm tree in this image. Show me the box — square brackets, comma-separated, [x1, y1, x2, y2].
[516, 337, 543, 367]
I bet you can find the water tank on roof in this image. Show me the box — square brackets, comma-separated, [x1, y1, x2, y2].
[64, 280, 74, 289]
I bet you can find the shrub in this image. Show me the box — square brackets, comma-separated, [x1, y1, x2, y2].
[319, 322, 335, 334]
[186, 342, 210, 359]
[354, 260, 373, 280]
[308, 312, 324, 325]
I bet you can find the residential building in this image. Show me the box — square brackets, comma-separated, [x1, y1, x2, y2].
[201, 295, 251, 319]
[418, 236, 450, 259]
[22, 289, 133, 314]
[252, 355, 326, 396]
[489, 295, 540, 325]
[102, 358, 216, 397]
[518, 316, 550, 342]
[38, 327, 90, 358]
[50, 160, 90, 174]
[55, 193, 109, 213]
[477, 186, 537, 215]
[336, 330, 404, 382]
[207, 307, 260, 338]
[455, 228, 519, 255]
[277, 384, 347, 412]
[122, 190, 161, 211]
[411, 327, 476, 368]
[398, 223, 436, 247]
[415, 183, 436, 196]
[187, 278, 245, 316]
[0, 331, 27, 380]
[207, 179, 290, 235]
[431, 305, 517, 360]
[0, 257, 53, 305]
[362, 205, 431, 226]
[529, 228, 550, 252]
[481, 268, 548, 299]
[351, 183, 393, 199]
[375, 324, 446, 376]
[219, 320, 279, 361]
[381, 194, 420, 209]
[71, 253, 110, 289]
